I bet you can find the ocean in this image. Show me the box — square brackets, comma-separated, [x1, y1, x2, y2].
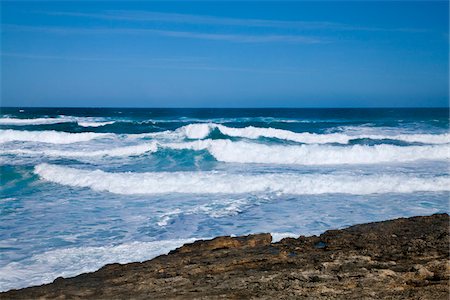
[1, 107, 449, 291]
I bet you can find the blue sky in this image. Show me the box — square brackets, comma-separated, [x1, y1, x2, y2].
[1, 1, 448, 107]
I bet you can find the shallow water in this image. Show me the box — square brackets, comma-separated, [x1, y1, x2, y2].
[0, 107, 449, 291]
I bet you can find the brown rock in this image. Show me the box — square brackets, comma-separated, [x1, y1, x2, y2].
[172, 233, 272, 254]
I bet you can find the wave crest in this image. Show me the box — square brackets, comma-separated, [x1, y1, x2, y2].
[177, 123, 450, 144]
[0, 117, 72, 125]
[2, 143, 158, 157]
[0, 130, 111, 144]
[6, 138, 448, 164]
[165, 140, 450, 165]
[0, 117, 115, 127]
[34, 163, 450, 195]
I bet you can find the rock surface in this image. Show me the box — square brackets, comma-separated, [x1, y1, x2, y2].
[2, 213, 449, 299]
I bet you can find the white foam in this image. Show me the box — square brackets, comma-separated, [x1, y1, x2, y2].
[180, 123, 214, 139]
[34, 163, 450, 195]
[0, 117, 72, 126]
[0, 130, 111, 144]
[0, 238, 197, 292]
[2, 143, 158, 158]
[271, 232, 298, 242]
[4, 132, 448, 164]
[156, 198, 249, 226]
[0, 116, 116, 127]
[77, 121, 115, 127]
[139, 117, 309, 124]
[164, 140, 450, 165]
[177, 123, 450, 144]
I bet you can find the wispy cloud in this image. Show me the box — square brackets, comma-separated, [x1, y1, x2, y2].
[3, 24, 326, 44]
[1, 51, 305, 74]
[43, 10, 425, 33]
[134, 64, 308, 75]
[0, 52, 208, 63]
[0, 52, 129, 62]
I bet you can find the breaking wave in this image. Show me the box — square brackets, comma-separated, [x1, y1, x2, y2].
[0, 117, 72, 126]
[177, 123, 450, 144]
[6, 138, 448, 165]
[2, 143, 158, 158]
[0, 130, 112, 144]
[77, 121, 115, 127]
[164, 140, 450, 165]
[34, 163, 450, 195]
[0, 117, 115, 127]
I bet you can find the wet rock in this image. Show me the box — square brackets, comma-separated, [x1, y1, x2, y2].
[171, 233, 272, 254]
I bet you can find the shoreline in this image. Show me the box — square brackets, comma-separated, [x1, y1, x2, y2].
[2, 213, 449, 299]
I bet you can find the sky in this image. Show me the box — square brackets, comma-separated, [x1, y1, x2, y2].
[1, 1, 449, 107]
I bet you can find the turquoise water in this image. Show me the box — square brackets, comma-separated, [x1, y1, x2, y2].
[1, 107, 449, 290]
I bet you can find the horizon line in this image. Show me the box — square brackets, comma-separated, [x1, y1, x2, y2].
[1, 106, 449, 109]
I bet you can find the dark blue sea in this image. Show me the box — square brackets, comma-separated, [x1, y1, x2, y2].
[1, 107, 449, 290]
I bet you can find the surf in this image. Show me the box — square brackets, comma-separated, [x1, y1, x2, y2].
[0, 129, 112, 144]
[177, 123, 450, 144]
[164, 140, 450, 165]
[34, 163, 450, 195]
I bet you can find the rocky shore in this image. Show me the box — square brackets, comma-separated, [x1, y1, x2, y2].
[2, 213, 449, 299]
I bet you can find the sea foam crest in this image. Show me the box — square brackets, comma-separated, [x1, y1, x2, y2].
[2, 142, 158, 157]
[0, 117, 72, 125]
[11, 139, 449, 164]
[0, 130, 111, 144]
[77, 121, 115, 127]
[164, 140, 450, 165]
[178, 123, 450, 144]
[34, 163, 450, 195]
[0, 116, 115, 127]
[0, 238, 197, 292]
